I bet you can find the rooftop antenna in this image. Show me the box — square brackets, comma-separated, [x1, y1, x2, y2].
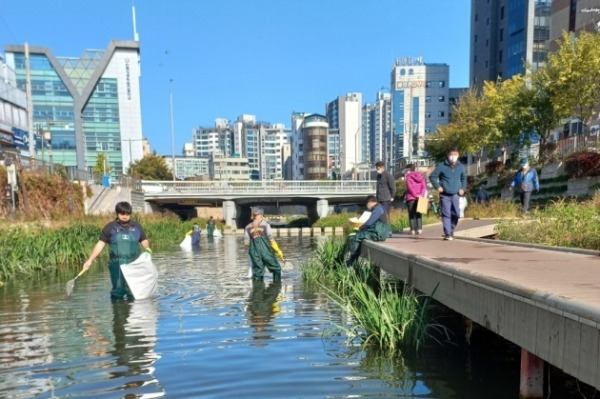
[132, 1, 140, 41]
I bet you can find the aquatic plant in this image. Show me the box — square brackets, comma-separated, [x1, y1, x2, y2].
[301, 239, 440, 352]
[0, 214, 224, 282]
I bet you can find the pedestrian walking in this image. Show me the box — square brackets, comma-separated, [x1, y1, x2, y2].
[375, 161, 396, 217]
[404, 164, 427, 235]
[82, 202, 152, 299]
[510, 158, 540, 213]
[429, 148, 467, 241]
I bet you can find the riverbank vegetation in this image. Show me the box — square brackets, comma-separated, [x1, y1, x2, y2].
[314, 209, 438, 233]
[0, 214, 223, 282]
[301, 239, 441, 353]
[497, 194, 600, 250]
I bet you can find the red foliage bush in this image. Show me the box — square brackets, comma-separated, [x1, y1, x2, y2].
[565, 151, 600, 178]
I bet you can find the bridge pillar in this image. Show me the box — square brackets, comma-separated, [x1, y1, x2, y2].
[223, 201, 237, 229]
[316, 199, 329, 218]
[519, 349, 544, 399]
[307, 199, 329, 225]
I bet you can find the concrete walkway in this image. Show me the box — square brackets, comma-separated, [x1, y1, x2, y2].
[364, 219, 600, 390]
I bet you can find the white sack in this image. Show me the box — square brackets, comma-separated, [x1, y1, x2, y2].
[120, 252, 159, 300]
[213, 229, 223, 238]
[180, 235, 192, 250]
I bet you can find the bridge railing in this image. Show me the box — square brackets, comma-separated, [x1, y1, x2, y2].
[142, 180, 377, 194]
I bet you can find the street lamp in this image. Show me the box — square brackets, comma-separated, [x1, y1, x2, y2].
[169, 79, 176, 181]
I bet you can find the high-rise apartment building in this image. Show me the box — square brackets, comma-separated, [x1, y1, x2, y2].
[366, 91, 392, 166]
[391, 57, 449, 170]
[326, 93, 362, 174]
[5, 41, 143, 179]
[470, 0, 553, 88]
[327, 128, 341, 179]
[301, 114, 329, 180]
[193, 119, 233, 158]
[261, 123, 290, 180]
[290, 112, 308, 180]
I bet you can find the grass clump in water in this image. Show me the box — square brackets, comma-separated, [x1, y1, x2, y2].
[301, 239, 442, 353]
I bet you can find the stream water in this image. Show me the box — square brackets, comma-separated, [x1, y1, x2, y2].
[0, 235, 527, 398]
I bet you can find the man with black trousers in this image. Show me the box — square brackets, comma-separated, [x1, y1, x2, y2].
[375, 161, 396, 217]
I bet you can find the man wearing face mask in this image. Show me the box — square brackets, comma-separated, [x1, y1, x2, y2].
[345, 195, 390, 266]
[429, 148, 467, 240]
[510, 158, 540, 213]
[375, 161, 396, 217]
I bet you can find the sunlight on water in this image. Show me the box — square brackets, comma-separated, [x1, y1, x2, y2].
[0, 235, 519, 398]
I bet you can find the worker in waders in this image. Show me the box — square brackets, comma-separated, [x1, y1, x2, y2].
[82, 202, 151, 300]
[244, 208, 284, 282]
[346, 195, 390, 266]
[206, 216, 216, 238]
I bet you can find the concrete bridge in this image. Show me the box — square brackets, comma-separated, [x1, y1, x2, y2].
[141, 180, 376, 226]
[364, 220, 600, 398]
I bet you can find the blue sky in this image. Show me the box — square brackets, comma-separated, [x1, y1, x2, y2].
[0, 0, 471, 155]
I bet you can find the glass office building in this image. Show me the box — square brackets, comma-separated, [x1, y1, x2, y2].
[5, 41, 143, 179]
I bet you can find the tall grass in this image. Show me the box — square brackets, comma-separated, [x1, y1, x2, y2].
[464, 199, 522, 219]
[0, 214, 222, 282]
[301, 239, 439, 353]
[497, 195, 600, 250]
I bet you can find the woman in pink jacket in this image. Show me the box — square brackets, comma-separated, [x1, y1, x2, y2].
[404, 164, 428, 235]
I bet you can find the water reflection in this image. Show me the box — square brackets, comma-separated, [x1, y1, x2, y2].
[246, 280, 282, 342]
[109, 299, 162, 397]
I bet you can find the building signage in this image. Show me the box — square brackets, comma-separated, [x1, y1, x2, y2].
[395, 81, 426, 90]
[0, 130, 14, 145]
[125, 58, 132, 100]
[11, 127, 29, 149]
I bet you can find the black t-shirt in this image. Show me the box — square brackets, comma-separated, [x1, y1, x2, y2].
[99, 220, 147, 245]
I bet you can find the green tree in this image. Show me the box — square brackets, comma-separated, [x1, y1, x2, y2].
[546, 31, 600, 130]
[128, 152, 172, 180]
[93, 153, 111, 176]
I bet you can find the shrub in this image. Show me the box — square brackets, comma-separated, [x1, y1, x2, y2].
[497, 194, 600, 250]
[465, 199, 521, 218]
[485, 160, 505, 176]
[565, 151, 600, 178]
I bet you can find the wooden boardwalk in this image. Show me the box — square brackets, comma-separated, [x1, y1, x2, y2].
[363, 219, 600, 391]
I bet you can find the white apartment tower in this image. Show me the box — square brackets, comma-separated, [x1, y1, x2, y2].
[326, 93, 363, 175]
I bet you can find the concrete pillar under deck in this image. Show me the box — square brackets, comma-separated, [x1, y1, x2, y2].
[223, 201, 237, 229]
[519, 349, 544, 399]
[316, 199, 329, 218]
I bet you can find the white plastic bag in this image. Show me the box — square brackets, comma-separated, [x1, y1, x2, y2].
[179, 235, 192, 251]
[213, 229, 223, 238]
[120, 252, 158, 300]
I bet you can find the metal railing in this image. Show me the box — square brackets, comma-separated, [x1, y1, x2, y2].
[141, 180, 377, 194]
[553, 134, 599, 157]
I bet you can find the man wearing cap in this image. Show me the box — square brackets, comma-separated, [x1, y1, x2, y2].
[510, 158, 540, 213]
[244, 208, 284, 282]
[345, 195, 390, 266]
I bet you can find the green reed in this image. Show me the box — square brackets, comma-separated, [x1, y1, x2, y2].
[301, 238, 440, 353]
[0, 214, 225, 282]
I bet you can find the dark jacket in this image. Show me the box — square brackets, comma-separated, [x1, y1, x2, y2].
[376, 171, 396, 202]
[429, 160, 467, 195]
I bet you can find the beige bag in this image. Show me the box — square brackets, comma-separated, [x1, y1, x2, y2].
[416, 196, 429, 214]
